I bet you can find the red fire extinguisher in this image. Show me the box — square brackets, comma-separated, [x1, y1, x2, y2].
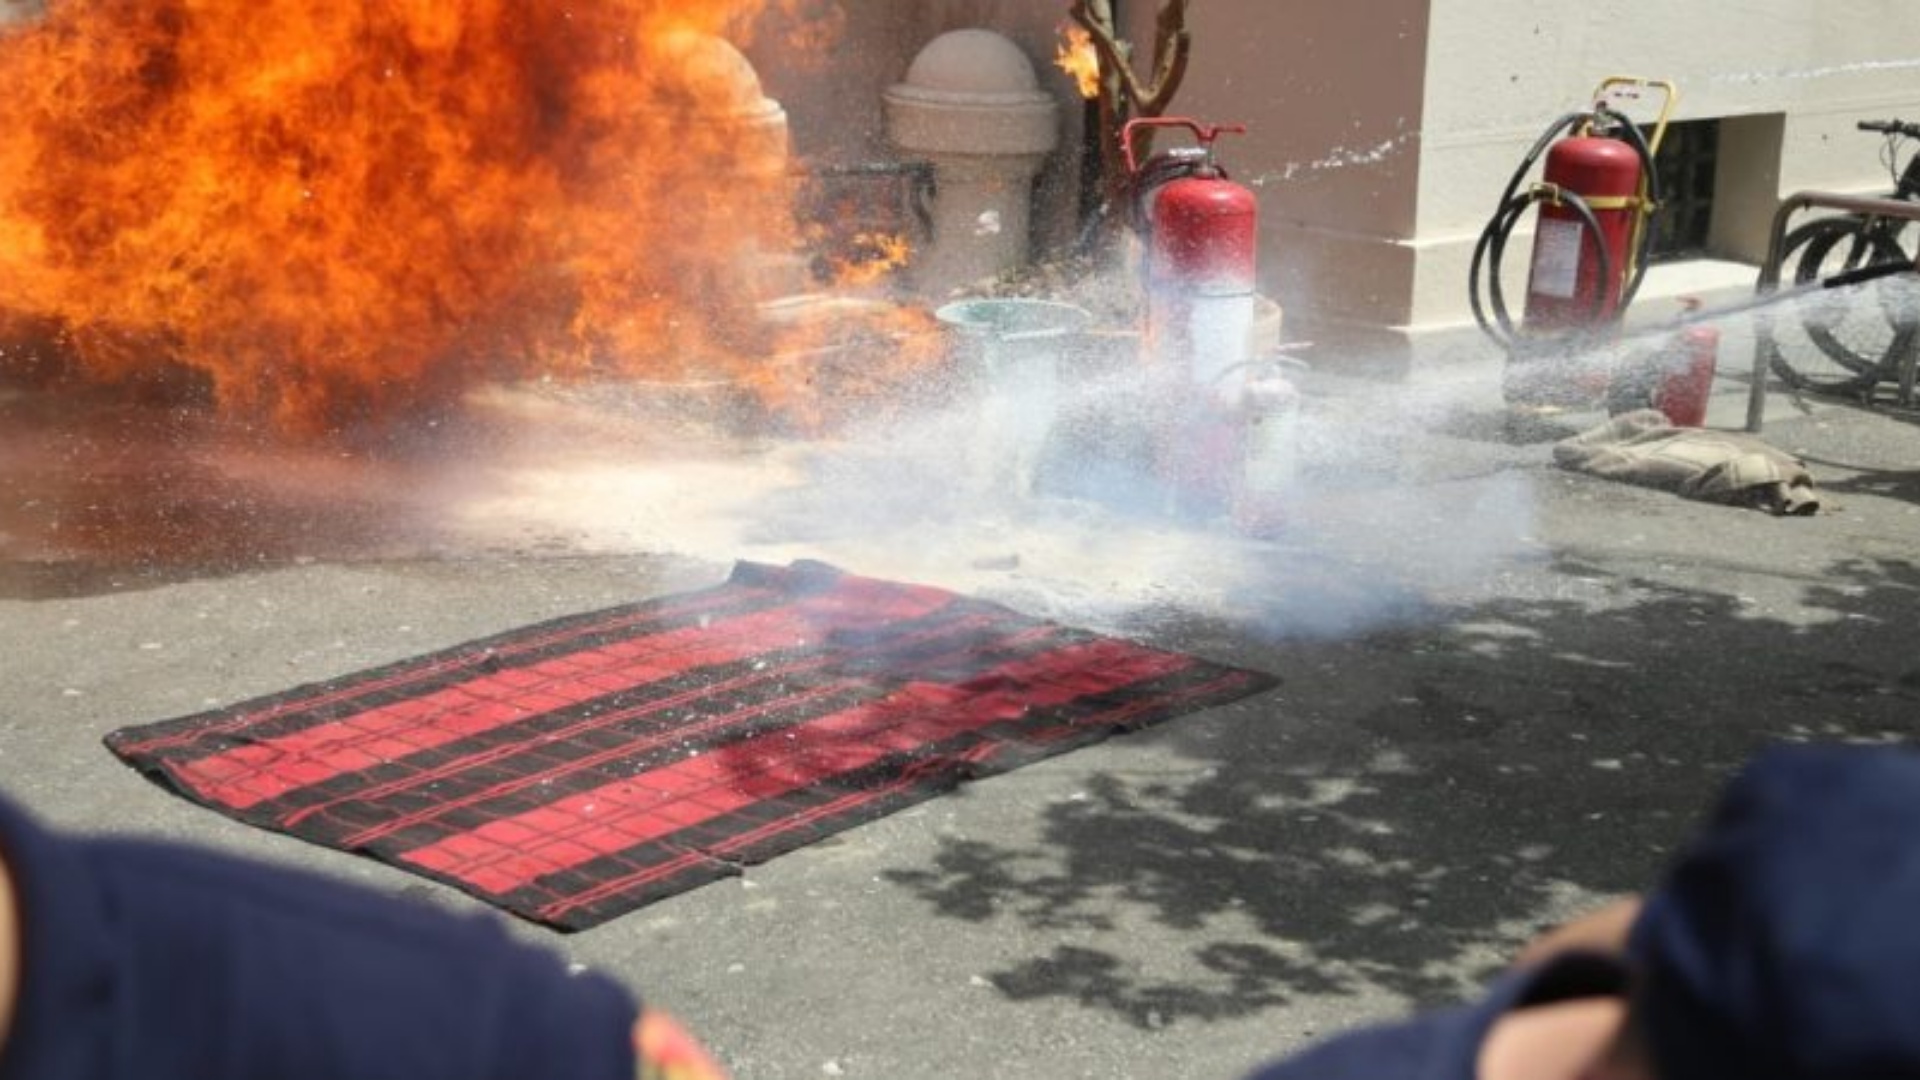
[1469, 78, 1676, 407]
[1524, 133, 1646, 331]
[1122, 117, 1264, 518]
[1606, 296, 1721, 425]
[1123, 117, 1258, 389]
[1656, 302, 1720, 427]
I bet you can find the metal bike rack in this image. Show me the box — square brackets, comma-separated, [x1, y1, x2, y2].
[1748, 191, 1920, 431]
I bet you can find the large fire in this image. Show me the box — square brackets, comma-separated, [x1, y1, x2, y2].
[0, 0, 906, 435]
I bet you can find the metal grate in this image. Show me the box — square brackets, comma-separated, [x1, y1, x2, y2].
[1644, 118, 1719, 262]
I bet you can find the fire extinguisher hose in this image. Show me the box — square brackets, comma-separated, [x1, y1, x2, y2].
[1606, 111, 1660, 307]
[1468, 106, 1661, 350]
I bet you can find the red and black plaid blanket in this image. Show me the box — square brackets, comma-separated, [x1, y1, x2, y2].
[106, 560, 1277, 931]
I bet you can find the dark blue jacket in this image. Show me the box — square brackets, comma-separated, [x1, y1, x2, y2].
[0, 794, 638, 1080]
[1245, 953, 1628, 1080]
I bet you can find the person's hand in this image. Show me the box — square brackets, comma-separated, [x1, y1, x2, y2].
[1511, 896, 1643, 969]
[635, 1009, 729, 1080]
[0, 851, 18, 1058]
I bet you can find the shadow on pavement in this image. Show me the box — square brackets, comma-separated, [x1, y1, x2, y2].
[883, 552, 1920, 1029]
[1818, 466, 1920, 506]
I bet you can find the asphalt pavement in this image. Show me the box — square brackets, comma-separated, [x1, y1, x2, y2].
[3, 310, 1918, 1078]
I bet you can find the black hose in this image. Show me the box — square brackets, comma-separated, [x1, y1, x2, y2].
[1474, 183, 1613, 347]
[1469, 111, 1601, 348]
[1126, 148, 1211, 233]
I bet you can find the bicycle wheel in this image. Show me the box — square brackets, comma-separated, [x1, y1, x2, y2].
[1763, 217, 1916, 395]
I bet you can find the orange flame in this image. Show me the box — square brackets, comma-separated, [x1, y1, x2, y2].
[826, 232, 912, 289]
[1054, 24, 1101, 100]
[756, 298, 941, 435]
[0, 0, 867, 435]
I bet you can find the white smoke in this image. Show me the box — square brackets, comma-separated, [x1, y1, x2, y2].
[430, 324, 1544, 643]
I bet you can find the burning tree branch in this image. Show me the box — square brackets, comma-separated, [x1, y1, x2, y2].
[1067, 0, 1191, 237]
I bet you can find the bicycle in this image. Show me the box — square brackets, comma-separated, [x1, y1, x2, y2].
[1763, 119, 1920, 399]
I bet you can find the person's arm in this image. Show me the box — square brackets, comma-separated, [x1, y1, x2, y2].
[0, 797, 729, 1080]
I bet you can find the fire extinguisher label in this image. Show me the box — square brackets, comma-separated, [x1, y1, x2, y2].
[1529, 218, 1583, 299]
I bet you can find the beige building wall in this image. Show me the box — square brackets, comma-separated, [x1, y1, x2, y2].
[1414, 1, 1920, 346]
[1169, 0, 1920, 365]
[749, 2, 1920, 368]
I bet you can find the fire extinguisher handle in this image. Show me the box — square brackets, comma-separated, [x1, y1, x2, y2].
[1122, 118, 1248, 175]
